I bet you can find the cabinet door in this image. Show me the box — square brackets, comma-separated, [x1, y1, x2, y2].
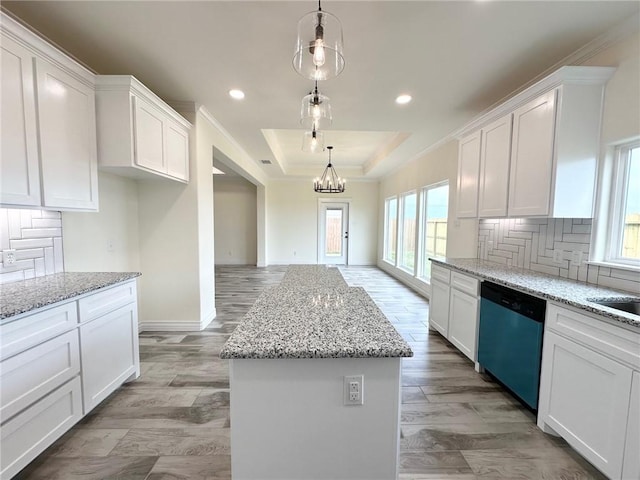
[80, 303, 139, 413]
[539, 331, 631, 479]
[133, 96, 165, 173]
[1, 35, 41, 206]
[166, 122, 189, 181]
[478, 114, 511, 218]
[508, 90, 556, 217]
[622, 371, 639, 480]
[35, 58, 98, 210]
[429, 279, 450, 337]
[448, 288, 478, 361]
[456, 131, 481, 218]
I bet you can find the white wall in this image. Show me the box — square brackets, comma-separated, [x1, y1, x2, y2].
[213, 176, 257, 265]
[136, 106, 216, 331]
[62, 172, 140, 272]
[266, 179, 379, 265]
[377, 140, 478, 296]
[583, 31, 639, 146]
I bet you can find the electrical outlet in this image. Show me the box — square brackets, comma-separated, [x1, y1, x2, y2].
[552, 249, 563, 264]
[2, 249, 17, 265]
[344, 375, 364, 406]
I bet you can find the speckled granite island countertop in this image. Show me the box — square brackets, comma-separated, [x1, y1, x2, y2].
[431, 258, 640, 330]
[279, 264, 348, 288]
[0, 272, 141, 320]
[220, 286, 413, 359]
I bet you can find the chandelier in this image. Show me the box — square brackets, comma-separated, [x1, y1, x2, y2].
[293, 0, 345, 81]
[314, 146, 345, 193]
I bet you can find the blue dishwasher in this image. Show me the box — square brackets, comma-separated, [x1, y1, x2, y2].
[478, 282, 546, 411]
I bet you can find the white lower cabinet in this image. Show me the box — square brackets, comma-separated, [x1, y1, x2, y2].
[1, 377, 83, 479]
[538, 303, 640, 480]
[429, 265, 479, 362]
[80, 303, 139, 413]
[0, 330, 80, 421]
[0, 279, 139, 479]
[622, 371, 640, 479]
[429, 279, 450, 337]
[448, 287, 479, 361]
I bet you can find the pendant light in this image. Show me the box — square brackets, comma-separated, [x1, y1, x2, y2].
[293, 0, 345, 81]
[302, 128, 324, 153]
[314, 146, 345, 193]
[301, 81, 332, 130]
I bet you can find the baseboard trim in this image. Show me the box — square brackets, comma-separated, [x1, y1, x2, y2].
[140, 320, 207, 332]
[377, 261, 431, 299]
[200, 308, 217, 330]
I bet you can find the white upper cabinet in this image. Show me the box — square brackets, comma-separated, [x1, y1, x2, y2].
[36, 58, 98, 210]
[456, 66, 614, 219]
[478, 114, 512, 217]
[0, 13, 99, 211]
[456, 131, 481, 218]
[508, 91, 556, 217]
[95, 75, 191, 183]
[0, 36, 40, 207]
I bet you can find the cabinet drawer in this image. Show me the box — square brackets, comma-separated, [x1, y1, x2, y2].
[78, 280, 136, 323]
[0, 302, 77, 361]
[1, 330, 80, 421]
[450, 272, 479, 297]
[546, 303, 640, 370]
[0, 376, 82, 480]
[431, 264, 451, 284]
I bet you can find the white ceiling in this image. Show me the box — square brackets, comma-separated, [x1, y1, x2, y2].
[4, 1, 639, 181]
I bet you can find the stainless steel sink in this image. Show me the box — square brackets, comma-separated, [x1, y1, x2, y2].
[592, 300, 640, 316]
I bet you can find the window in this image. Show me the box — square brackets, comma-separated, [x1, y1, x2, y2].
[419, 182, 449, 281]
[398, 192, 417, 272]
[608, 141, 640, 265]
[383, 196, 398, 264]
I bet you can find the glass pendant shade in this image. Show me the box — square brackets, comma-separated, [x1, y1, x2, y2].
[300, 87, 332, 130]
[302, 129, 324, 153]
[293, 7, 345, 81]
[314, 146, 345, 193]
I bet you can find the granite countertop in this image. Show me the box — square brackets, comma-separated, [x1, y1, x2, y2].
[279, 264, 348, 288]
[220, 286, 413, 359]
[431, 257, 640, 330]
[0, 272, 141, 320]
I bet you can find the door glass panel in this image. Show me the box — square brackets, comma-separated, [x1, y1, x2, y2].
[325, 209, 342, 256]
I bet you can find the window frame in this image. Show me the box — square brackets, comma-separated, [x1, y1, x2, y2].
[398, 190, 418, 274]
[417, 181, 450, 282]
[383, 196, 398, 265]
[605, 140, 640, 267]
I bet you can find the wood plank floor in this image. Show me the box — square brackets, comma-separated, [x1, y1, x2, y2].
[15, 265, 605, 479]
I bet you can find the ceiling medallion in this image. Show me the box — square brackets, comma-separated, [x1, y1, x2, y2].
[314, 146, 345, 193]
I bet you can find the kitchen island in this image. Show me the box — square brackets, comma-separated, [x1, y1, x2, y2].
[220, 278, 412, 480]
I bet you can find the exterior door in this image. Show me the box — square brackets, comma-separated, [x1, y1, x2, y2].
[319, 202, 349, 265]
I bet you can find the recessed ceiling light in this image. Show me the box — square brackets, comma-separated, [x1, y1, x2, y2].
[395, 94, 412, 105]
[229, 89, 245, 100]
